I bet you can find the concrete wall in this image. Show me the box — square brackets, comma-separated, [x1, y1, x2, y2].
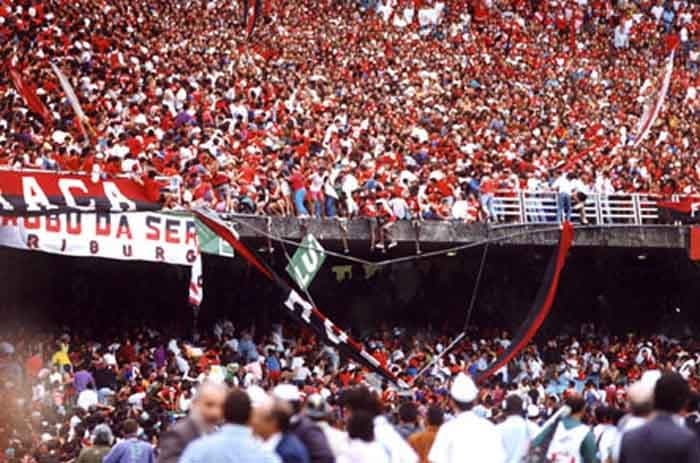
[224, 215, 690, 249]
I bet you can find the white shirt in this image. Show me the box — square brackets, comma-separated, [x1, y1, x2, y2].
[429, 411, 506, 463]
[553, 175, 574, 195]
[77, 389, 98, 410]
[592, 423, 617, 462]
[498, 415, 535, 463]
[338, 439, 390, 463]
[374, 415, 418, 463]
[318, 422, 349, 458]
[390, 197, 410, 220]
[451, 200, 469, 220]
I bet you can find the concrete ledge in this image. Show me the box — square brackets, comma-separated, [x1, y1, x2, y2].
[224, 215, 689, 249]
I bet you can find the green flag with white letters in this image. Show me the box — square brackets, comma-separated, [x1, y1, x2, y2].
[286, 234, 326, 290]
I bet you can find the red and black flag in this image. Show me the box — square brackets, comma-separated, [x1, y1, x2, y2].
[0, 170, 161, 216]
[194, 209, 405, 387]
[478, 221, 574, 383]
[243, 0, 263, 39]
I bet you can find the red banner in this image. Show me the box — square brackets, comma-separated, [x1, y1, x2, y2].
[9, 68, 53, 125]
[0, 170, 161, 216]
[690, 227, 700, 261]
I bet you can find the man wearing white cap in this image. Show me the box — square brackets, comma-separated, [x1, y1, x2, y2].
[273, 384, 334, 463]
[428, 373, 506, 463]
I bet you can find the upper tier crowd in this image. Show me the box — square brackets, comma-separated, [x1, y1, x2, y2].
[2, 321, 700, 462]
[0, 0, 699, 222]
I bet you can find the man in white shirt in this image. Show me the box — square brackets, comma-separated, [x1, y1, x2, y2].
[552, 172, 574, 223]
[429, 373, 506, 463]
[613, 24, 629, 49]
[498, 395, 535, 463]
[570, 174, 590, 224]
[593, 406, 618, 463]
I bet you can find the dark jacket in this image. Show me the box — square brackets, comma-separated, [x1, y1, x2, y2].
[289, 415, 334, 463]
[157, 417, 202, 463]
[620, 414, 700, 463]
[276, 432, 311, 463]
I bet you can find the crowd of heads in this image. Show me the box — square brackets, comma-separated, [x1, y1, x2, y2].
[1, 319, 700, 461]
[0, 0, 698, 222]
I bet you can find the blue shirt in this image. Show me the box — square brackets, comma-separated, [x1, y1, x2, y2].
[103, 438, 155, 463]
[238, 339, 259, 363]
[179, 424, 280, 463]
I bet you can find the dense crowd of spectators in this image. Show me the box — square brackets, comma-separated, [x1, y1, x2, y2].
[1, 320, 700, 462]
[0, 0, 698, 223]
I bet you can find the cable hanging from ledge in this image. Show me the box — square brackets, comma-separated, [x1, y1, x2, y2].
[225, 215, 570, 268]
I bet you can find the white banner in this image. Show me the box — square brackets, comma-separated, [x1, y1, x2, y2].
[633, 51, 675, 148]
[0, 212, 203, 306]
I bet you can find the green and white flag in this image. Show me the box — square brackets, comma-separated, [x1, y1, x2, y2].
[196, 218, 235, 257]
[286, 234, 326, 290]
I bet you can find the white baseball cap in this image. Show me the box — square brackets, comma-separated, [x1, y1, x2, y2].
[273, 384, 301, 403]
[451, 373, 478, 403]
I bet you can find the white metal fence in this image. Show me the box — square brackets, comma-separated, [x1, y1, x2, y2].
[491, 191, 664, 225]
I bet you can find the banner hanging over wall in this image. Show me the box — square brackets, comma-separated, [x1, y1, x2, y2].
[0, 170, 161, 216]
[194, 209, 406, 387]
[477, 221, 574, 383]
[0, 212, 203, 306]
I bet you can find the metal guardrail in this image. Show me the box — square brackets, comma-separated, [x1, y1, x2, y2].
[491, 191, 663, 225]
[0, 167, 675, 225]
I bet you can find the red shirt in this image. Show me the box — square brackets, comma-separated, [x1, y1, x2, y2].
[289, 172, 305, 191]
[481, 179, 497, 194]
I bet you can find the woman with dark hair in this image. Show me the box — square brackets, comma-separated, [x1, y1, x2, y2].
[337, 411, 389, 463]
[76, 424, 113, 463]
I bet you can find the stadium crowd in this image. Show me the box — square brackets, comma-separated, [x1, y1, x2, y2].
[1, 320, 700, 462]
[1, 0, 699, 223]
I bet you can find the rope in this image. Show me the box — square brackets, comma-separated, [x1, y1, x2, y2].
[463, 240, 489, 332]
[228, 215, 566, 268]
[414, 240, 490, 380]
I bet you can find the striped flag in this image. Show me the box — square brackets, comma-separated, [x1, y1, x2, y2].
[632, 51, 675, 148]
[50, 62, 89, 139]
[189, 251, 204, 307]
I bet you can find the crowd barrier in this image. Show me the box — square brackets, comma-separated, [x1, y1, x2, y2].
[491, 191, 663, 225]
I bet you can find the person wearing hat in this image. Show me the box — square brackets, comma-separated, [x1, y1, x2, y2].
[428, 372, 506, 463]
[273, 384, 334, 463]
[306, 393, 349, 458]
